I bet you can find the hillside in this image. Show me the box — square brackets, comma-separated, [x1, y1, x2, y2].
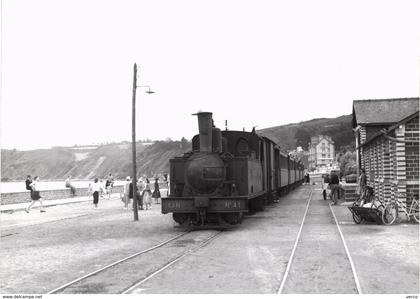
[1, 140, 190, 181]
[257, 114, 353, 151]
[1, 114, 354, 181]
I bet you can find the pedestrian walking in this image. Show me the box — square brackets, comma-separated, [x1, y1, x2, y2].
[25, 176, 46, 213]
[65, 175, 77, 196]
[152, 178, 161, 204]
[329, 172, 340, 205]
[91, 178, 103, 208]
[25, 175, 33, 200]
[123, 176, 131, 209]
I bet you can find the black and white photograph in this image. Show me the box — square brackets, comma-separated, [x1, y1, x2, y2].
[1, 0, 419, 296]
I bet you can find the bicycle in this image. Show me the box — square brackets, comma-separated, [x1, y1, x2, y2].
[381, 191, 419, 225]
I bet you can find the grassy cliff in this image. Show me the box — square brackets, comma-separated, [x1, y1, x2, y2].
[1, 140, 190, 181]
[257, 114, 353, 151]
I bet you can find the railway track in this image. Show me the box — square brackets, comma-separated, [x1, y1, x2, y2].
[47, 229, 222, 294]
[277, 188, 362, 294]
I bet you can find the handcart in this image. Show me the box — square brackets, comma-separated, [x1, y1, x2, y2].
[348, 204, 384, 224]
[348, 186, 385, 224]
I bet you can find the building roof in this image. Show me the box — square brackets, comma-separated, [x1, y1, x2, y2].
[310, 135, 334, 146]
[358, 111, 419, 149]
[352, 97, 419, 128]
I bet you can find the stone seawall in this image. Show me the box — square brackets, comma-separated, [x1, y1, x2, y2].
[1, 185, 124, 205]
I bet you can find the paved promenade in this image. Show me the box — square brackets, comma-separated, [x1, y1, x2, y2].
[1, 195, 93, 213]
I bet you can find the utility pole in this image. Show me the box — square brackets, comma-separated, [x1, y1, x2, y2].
[132, 63, 139, 221]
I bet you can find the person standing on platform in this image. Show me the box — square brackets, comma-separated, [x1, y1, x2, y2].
[152, 178, 161, 204]
[357, 168, 368, 205]
[137, 178, 145, 210]
[105, 173, 114, 199]
[142, 178, 152, 210]
[358, 168, 367, 198]
[25, 176, 46, 213]
[123, 176, 131, 209]
[322, 174, 330, 200]
[164, 173, 170, 196]
[329, 172, 340, 205]
[91, 178, 103, 208]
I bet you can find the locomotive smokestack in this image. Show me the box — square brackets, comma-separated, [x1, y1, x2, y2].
[193, 112, 213, 152]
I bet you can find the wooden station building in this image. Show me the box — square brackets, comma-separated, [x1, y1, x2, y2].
[352, 98, 419, 217]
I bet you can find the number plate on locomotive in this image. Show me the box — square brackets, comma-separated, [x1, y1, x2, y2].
[224, 201, 242, 209]
[167, 201, 182, 209]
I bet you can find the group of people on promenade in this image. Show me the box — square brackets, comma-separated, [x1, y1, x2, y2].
[24, 173, 165, 212]
[122, 176, 162, 210]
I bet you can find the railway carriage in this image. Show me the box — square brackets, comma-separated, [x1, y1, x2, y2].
[161, 112, 304, 226]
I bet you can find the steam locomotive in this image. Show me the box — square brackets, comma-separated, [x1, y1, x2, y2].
[161, 112, 304, 226]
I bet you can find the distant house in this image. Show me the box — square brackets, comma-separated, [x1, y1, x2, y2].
[308, 135, 335, 171]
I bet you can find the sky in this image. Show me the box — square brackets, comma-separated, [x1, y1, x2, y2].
[1, 0, 419, 150]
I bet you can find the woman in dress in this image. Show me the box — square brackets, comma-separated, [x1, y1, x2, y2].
[142, 178, 152, 210]
[123, 176, 131, 209]
[152, 178, 161, 204]
[25, 176, 46, 213]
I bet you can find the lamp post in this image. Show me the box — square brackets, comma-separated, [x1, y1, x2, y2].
[131, 63, 154, 221]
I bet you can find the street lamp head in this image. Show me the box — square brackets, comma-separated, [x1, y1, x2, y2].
[146, 90, 155, 94]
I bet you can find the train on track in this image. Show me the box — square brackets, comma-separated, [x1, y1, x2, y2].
[161, 112, 304, 226]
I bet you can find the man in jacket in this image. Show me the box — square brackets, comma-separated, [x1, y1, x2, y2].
[329, 172, 340, 205]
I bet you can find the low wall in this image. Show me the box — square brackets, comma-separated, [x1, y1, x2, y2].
[1, 185, 124, 205]
[342, 183, 358, 202]
[309, 174, 358, 202]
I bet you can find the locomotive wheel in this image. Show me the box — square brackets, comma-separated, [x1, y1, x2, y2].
[222, 213, 242, 225]
[173, 213, 189, 225]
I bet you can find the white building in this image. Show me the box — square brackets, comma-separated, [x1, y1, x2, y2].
[308, 135, 335, 171]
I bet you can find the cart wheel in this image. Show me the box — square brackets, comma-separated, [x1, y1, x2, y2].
[352, 212, 363, 224]
[412, 200, 419, 223]
[382, 203, 397, 225]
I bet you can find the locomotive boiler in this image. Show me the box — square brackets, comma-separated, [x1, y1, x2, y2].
[161, 112, 304, 226]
